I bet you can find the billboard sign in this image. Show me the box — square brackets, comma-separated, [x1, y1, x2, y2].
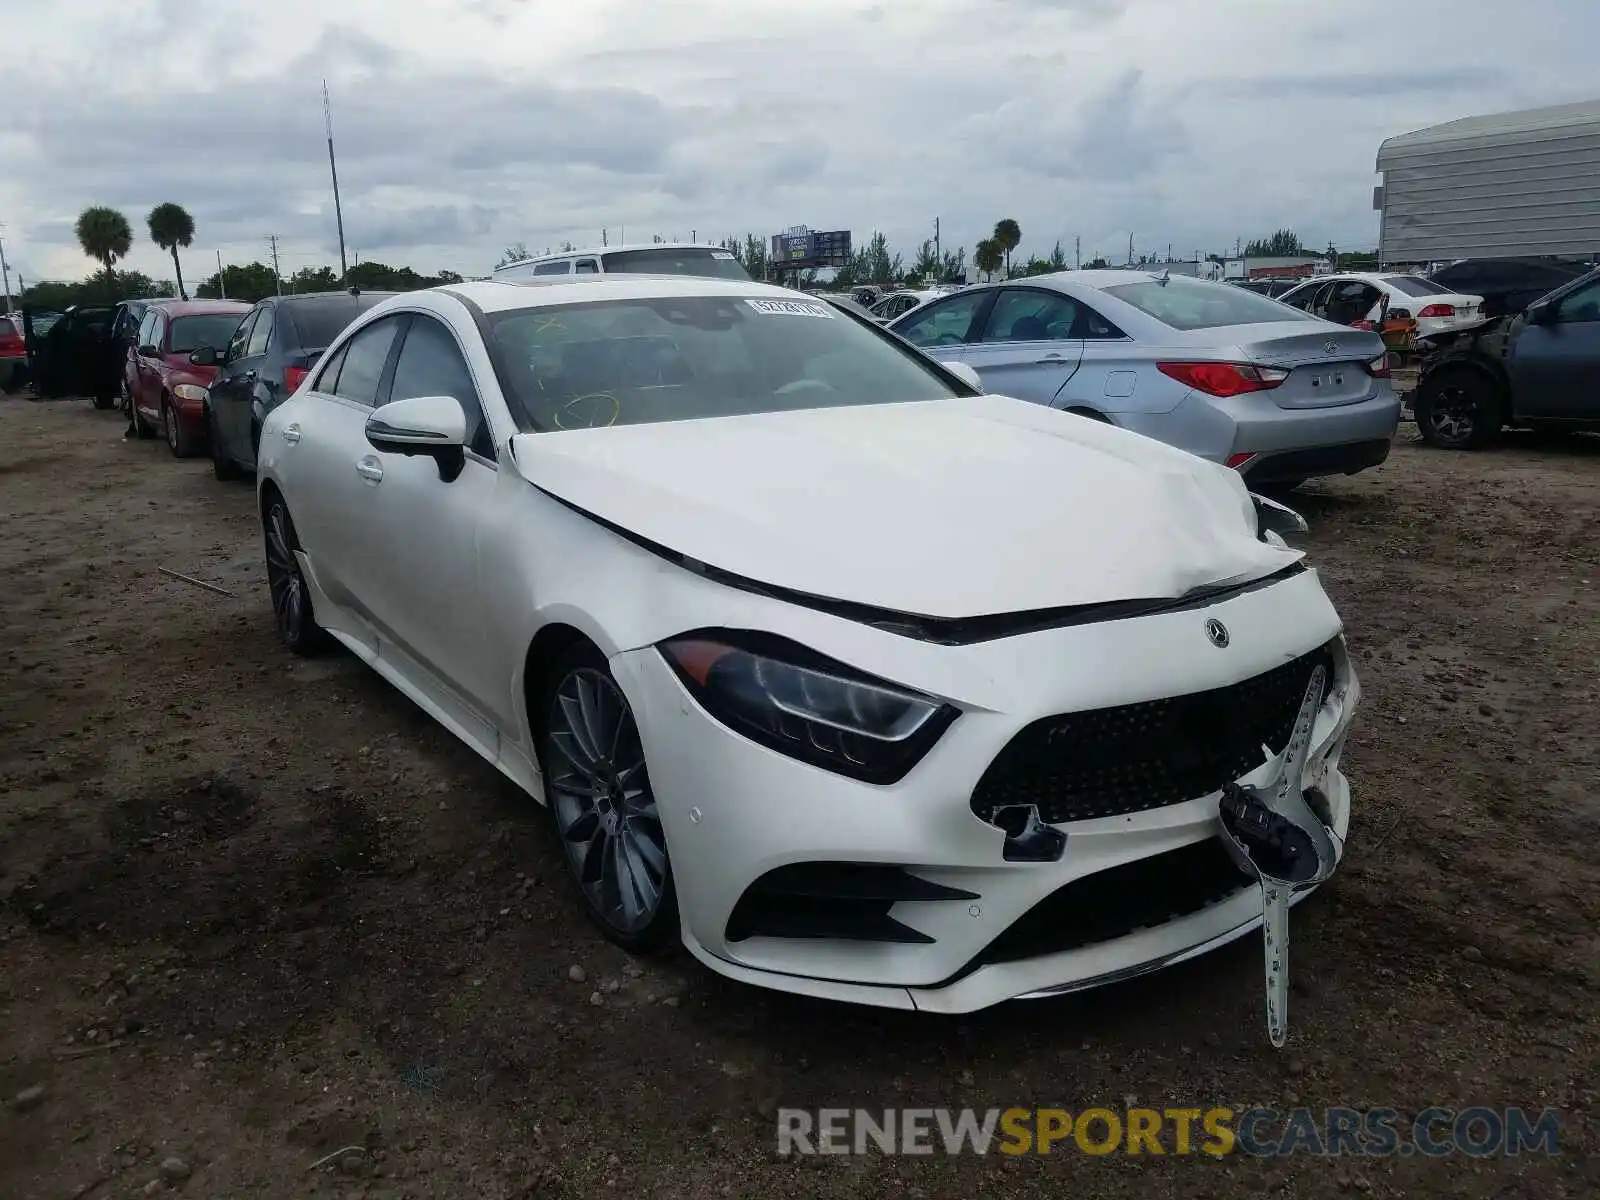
[770, 226, 853, 270]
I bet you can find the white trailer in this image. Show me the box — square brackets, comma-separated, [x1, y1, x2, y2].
[1376, 99, 1600, 265]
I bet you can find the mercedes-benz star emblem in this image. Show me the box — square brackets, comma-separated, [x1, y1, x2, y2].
[1205, 618, 1230, 648]
[1321, 339, 1338, 355]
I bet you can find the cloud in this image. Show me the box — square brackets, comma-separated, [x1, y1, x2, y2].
[1, 0, 1595, 284]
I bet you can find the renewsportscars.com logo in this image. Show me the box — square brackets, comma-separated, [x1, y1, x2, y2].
[777, 1106, 1561, 1158]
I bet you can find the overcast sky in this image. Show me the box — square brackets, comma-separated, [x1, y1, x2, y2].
[1, 0, 1592, 286]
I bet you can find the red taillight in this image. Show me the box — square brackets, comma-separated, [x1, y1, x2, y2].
[1364, 354, 1391, 380]
[1156, 361, 1288, 398]
[1417, 303, 1454, 319]
[1225, 452, 1258, 470]
[284, 366, 310, 393]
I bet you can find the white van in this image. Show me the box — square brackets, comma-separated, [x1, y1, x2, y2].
[493, 243, 751, 283]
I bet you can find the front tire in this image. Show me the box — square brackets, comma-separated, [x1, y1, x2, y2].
[538, 644, 677, 952]
[263, 496, 328, 656]
[164, 397, 199, 458]
[1415, 369, 1503, 450]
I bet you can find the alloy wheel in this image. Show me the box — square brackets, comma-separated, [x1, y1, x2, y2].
[264, 501, 309, 644]
[545, 667, 668, 935]
[1426, 381, 1478, 445]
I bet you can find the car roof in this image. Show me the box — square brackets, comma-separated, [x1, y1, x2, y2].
[148, 299, 252, 316]
[276, 290, 399, 307]
[433, 275, 816, 315]
[497, 243, 726, 269]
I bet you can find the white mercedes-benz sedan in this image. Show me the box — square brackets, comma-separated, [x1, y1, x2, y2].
[256, 275, 1361, 1021]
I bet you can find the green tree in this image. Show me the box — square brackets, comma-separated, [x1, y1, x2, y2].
[75, 206, 133, 288]
[1084, 256, 1110, 269]
[993, 218, 1022, 277]
[1048, 240, 1068, 271]
[289, 265, 341, 293]
[195, 261, 279, 303]
[146, 202, 195, 300]
[974, 238, 1004, 281]
[939, 246, 967, 284]
[1243, 229, 1304, 257]
[496, 243, 531, 269]
[908, 238, 942, 285]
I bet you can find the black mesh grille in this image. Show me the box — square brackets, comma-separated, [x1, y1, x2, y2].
[977, 837, 1253, 965]
[970, 644, 1334, 825]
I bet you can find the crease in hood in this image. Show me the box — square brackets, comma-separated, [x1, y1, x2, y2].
[509, 394, 1302, 626]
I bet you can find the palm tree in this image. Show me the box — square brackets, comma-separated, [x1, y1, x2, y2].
[993, 218, 1021, 278]
[75, 206, 133, 287]
[974, 238, 1004, 282]
[147, 203, 196, 299]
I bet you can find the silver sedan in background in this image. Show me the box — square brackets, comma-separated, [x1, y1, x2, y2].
[888, 270, 1399, 487]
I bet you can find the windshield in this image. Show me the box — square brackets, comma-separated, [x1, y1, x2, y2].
[489, 294, 960, 431]
[1102, 277, 1314, 330]
[1382, 275, 1444, 298]
[169, 314, 246, 354]
[600, 248, 751, 281]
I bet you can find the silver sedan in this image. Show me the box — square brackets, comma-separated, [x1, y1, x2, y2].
[888, 270, 1400, 486]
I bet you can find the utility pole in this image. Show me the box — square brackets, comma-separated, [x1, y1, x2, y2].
[216, 250, 227, 299]
[934, 216, 940, 264]
[324, 81, 350, 287]
[1075, 235, 1081, 269]
[268, 234, 282, 295]
[0, 227, 13, 313]
[602, 229, 608, 247]
[691, 229, 696, 243]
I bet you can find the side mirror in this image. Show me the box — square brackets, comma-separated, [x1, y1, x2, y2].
[940, 361, 984, 393]
[365, 394, 469, 482]
[188, 346, 219, 367]
[1525, 300, 1554, 325]
[138, 344, 159, 358]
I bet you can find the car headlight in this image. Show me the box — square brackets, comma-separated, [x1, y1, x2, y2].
[659, 630, 958, 783]
[172, 383, 208, 401]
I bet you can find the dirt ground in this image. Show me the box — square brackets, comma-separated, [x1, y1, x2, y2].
[1, 396, 1596, 1199]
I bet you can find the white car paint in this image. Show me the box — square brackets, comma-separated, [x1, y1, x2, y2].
[257, 275, 1360, 1015]
[1281, 272, 1485, 337]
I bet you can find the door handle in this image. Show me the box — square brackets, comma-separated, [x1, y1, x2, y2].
[1035, 354, 1070, 364]
[355, 456, 384, 485]
[239, 369, 257, 382]
[282, 423, 301, 445]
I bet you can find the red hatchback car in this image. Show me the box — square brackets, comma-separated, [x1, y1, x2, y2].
[126, 300, 251, 456]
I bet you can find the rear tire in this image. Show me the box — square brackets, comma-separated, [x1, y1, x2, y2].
[207, 405, 240, 480]
[1414, 369, 1503, 450]
[262, 495, 329, 656]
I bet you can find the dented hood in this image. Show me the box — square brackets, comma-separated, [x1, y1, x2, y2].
[509, 395, 1300, 620]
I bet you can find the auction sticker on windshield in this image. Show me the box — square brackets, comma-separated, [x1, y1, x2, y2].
[746, 298, 834, 318]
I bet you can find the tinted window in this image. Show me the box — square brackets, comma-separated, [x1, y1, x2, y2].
[980, 289, 1079, 342]
[574, 259, 599, 274]
[1102, 278, 1314, 330]
[170, 314, 246, 355]
[601, 248, 750, 281]
[894, 290, 990, 346]
[1277, 283, 1316, 310]
[532, 261, 571, 276]
[148, 312, 167, 351]
[490, 294, 959, 431]
[311, 342, 349, 392]
[1554, 278, 1600, 323]
[286, 299, 382, 350]
[136, 311, 158, 349]
[1382, 276, 1442, 298]
[389, 316, 492, 458]
[332, 318, 401, 405]
[246, 307, 274, 357]
[227, 311, 257, 362]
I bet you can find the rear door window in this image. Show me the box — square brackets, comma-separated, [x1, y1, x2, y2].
[246, 306, 274, 357]
[227, 311, 258, 362]
[331, 317, 402, 406]
[979, 289, 1079, 342]
[532, 261, 571, 276]
[894, 290, 992, 346]
[387, 315, 494, 459]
